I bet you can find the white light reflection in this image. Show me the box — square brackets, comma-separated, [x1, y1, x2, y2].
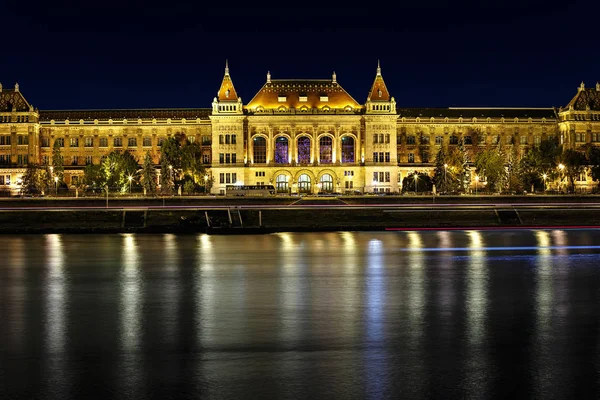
[436, 231, 456, 314]
[120, 234, 141, 351]
[465, 230, 489, 398]
[407, 232, 425, 327]
[197, 234, 216, 348]
[44, 233, 70, 399]
[534, 230, 553, 397]
[276, 232, 302, 344]
[45, 234, 66, 354]
[365, 237, 386, 400]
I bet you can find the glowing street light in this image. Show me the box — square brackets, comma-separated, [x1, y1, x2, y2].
[204, 174, 209, 194]
[54, 176, 58, 195]
[475, 175, 479, 196]
[443, 163, 448, 193]
[542, 173, 547, 193]
[128, 175, 133, 194]
[558, 163, 565, 192]
[414, 173, 419, 195]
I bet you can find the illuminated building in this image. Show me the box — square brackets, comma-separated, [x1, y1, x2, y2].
[1, 64, 599, 194]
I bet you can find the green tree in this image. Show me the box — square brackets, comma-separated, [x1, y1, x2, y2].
[140, 151, 158, 195]
[432, 149, 449, 193]
[102, 151, 139, 193]
[83, 164, 104, 189]
[585, 145, 600, 189]
[474, 144, 506, 193]
[402, 171, 433, 193]
[159, 137, 181, 194]
[51, 140, 64, 184]
[20, 164, 42, 195]
[560, 148, 586, 193]
[505, 145, 523, 194]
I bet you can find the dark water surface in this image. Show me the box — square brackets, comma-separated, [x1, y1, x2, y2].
[1, 230, 600, 399]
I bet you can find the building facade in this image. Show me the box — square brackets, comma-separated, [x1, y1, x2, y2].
[1, 64, 600, 194]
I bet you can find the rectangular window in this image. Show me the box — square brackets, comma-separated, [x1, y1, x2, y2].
[373, 134, 378, 144]
[385, 172, 390, 182]
[188, 136, 195, 144]
[520, 135, 528, 145]
[71, 156, 78, 165]
[85, 156, 93, 165]
[17, 135, 29, 145]
[231, 135, 236, 145]
[99, 137, 108, 147]
[202, 135, 211, 145]
[232, 153, 236, 164]
[463, 135, 472, 145]
[422, 152, 429, 163]
[386, 134, 390, 144]
[157, 137, 165, 146]
[202, 154, 210, 164]
[435, 136, 443, 145]
[225, 135, 231, 145]
[379, 172, 385, 182]
[42, 155, 49, 165]
[114, 137, 122, 147]
[534, 135, 541, 145]
[219, 153, 224, 164]
[407, 135, 415, 145]
[55, 138, 64, 147]
[421, 135, 430, 145]
[143, 136, 152, 146]
[70, 137, 79, 147]
[373, 172, 378, 182]
[232, 173, 237, 183]
[408, 153, 415, 163]
[225, 174, 231, 184]
[385, 152, 390, 163]
[373, 152, 378, 163]
[128, 137, 137, 147]
[225, 154, 231, 164]
[219, 173, 225, 184]
[84, 137, 93, 147]
[41, 137, 50, 147]
[219, 135, 224, 144]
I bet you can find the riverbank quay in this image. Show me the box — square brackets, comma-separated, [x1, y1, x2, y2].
[1, 195, 600, 234]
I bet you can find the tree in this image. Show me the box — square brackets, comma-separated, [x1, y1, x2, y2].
[101, 151, 139, 193]
[519, 138, 562, 192]
[20, 164, 42, 196]
[560, 148, 586, 193]
[432, 149, 449, 193]
[474, 144, 506, 193]
[402, 171, 433, 193]
[140, 151, 158, 195]
[51, 140, 64, 183]
[83, 164, 104, 191]
[159, 137, 181, 194]
[505, 145, 523, 194]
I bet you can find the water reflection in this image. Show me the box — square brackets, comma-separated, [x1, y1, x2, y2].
[465, 230, 489, 398]
[43, 233, 70, 399]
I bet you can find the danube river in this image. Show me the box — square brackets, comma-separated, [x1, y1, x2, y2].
[1, 230, 600, 399]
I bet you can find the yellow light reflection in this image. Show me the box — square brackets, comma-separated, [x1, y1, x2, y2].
[120, 234, 141, 351]
[45, 234, 66, 354]
[407, 231, 425, 345]
[198, 234, 216, 348]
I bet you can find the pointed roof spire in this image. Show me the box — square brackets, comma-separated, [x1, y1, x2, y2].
[579, 81, 585, 91]
[15, 82, 19, 92]
[332, 71, 337, 84]
[267, 71, 271, 83]
[217, 61, 239, 101]
[367, 61, 390, 102]
[596, 81, 600, 91]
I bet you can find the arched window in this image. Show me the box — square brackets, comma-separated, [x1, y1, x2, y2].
[276, 174, 289, 193]
[319, 136, 332, 164]
[298, 174, 311, 193]
[320, 174, 334, 193]
[274, 137, 289, 164]
[297, 137, 311, 164]
[341, 136, 355, 163]
[253, 136, 266, 164]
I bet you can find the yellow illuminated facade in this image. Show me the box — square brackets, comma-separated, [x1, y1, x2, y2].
[1, 65, 600, 194]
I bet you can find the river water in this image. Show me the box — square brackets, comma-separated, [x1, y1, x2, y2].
[1, 230, 600, 399]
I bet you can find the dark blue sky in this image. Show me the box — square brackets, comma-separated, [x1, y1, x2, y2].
[3, 1, 599, 110]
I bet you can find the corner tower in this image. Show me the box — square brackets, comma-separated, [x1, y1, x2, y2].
[209, 61, 246, 194]
[363, 61, 399, 193]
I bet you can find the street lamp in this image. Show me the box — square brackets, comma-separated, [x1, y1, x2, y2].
[128, 175, 133, 194]
[414, 173, 419, 195]
[204, 174, 208, 194]
[54, 176, 58, 196]
[443, 163, 448, 193]
[542, 173, 547, 193]
[558, 163, 565, 192]
[475, 175, 479, 196]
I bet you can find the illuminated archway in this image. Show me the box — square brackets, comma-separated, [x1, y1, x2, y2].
[298, 174, 312, 193]
[320, 173, 334, 193]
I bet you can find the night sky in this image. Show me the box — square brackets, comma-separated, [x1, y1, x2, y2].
[3, 1, 599, 110]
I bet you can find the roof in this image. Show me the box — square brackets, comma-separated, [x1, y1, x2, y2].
[217, 61, 239, 102]
[397, 107, 557, 120]
[39, 108, 212, 122]
[246, 77, 363, 111]
[564, 86, 600, 111]
[366, 62, 391, 102]
[0, 88, 32, 112]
